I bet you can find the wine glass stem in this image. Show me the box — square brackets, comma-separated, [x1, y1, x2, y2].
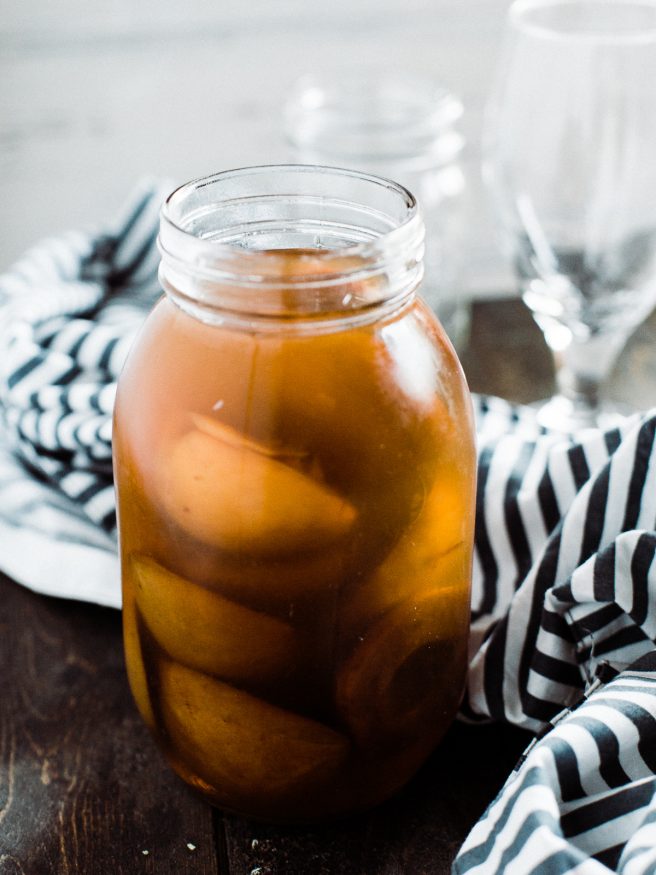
[544, 328, 629, 428]
[552, 351, 601, 424]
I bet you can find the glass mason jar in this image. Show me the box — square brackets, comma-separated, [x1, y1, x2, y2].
[284, 72, 470, 351]
[113, 165, 476, 823]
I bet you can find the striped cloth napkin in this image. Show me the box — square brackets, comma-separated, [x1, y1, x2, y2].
[2, 181, 656, 874]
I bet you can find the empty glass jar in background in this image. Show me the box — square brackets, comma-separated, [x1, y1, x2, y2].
[284, 72, 470, 351]
[113, 165, 476, 823]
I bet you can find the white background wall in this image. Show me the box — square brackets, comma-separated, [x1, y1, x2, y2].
[0, 0, 514, 292]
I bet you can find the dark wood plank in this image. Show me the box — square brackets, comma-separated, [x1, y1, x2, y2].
[220, 723, 531, 875]
[461, 298, 554, 404]
[0, 574, 220, 875]
[608, 305, 656, 411]
[461, 297, 656, 410]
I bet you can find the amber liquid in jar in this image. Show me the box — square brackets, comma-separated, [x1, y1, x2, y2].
[114, 244, 475, 823]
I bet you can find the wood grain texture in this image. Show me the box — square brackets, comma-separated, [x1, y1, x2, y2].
[462, 299, 656, 410]
[221, 722, 531, 875]
[0, 576, 219, 875]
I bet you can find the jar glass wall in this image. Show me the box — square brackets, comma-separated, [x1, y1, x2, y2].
[113, 165, 476, 823]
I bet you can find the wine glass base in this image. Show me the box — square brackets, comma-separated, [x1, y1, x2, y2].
[534, 394, 633, 434]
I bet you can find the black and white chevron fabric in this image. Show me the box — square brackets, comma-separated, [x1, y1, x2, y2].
[2, 182, 656, 873]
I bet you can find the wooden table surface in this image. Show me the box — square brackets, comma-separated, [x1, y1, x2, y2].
[3, 297, 656, 875]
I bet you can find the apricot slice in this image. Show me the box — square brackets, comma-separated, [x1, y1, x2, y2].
[341, 474, 473, 631]
[174, 543, 349, 609]
[336, 588, 469, 749]
[160, 661, 350, 798]
[343, 541, 470, 633]
[158, 425, 356, 554]
[410, 473, 473, 562]
[191, 414, 308, 462]
[132, 555, 296, 685]
[122, 587, 156, 731]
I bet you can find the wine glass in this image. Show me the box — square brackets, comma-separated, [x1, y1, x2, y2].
[484, 0, 656, 431]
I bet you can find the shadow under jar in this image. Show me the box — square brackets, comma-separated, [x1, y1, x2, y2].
[113, 165, 476, 823]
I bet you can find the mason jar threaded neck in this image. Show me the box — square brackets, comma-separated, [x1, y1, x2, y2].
[158, 165, 425, 326]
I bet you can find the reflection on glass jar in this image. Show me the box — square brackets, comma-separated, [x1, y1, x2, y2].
[284, 72, 469, 351]
[113, 165, 476, 823]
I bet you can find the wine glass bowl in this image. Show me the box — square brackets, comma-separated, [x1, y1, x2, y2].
[484, 0, 656, 430]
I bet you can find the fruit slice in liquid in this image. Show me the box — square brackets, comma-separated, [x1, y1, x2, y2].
[157, 422, 357, 555]
[160, 661, 350, 803]
[132, 555, 297, 685]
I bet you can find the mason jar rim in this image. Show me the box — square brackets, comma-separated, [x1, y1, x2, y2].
[159, 164, 423, 286]
[284, 73, 464, 166]
[157, 165, 425, 326]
